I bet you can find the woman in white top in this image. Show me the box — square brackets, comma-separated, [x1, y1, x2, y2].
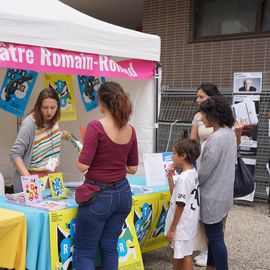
[190, 83, 243, 267]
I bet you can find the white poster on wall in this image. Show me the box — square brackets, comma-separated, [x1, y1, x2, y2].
[233, 72, 262, 93]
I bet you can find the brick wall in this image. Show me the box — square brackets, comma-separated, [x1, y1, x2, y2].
[143, 0, 270, 90]
[144, 0, 270, 200]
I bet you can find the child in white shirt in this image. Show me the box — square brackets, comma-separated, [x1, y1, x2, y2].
[165, 139, 201, 270]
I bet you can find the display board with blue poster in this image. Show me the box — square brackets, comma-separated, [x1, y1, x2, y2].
[77, 75, 105, 112]
[49, 208, 78, 270]
[141, 191, 170, 253]
[44, 73, 77, 121]
[132, 193, 157, 248]
[0, 68, 38, 117]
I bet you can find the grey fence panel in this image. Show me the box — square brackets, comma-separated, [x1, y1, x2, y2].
[157, 123, 192, 153]
[159, 90, 232, 123]
[253, 93, 270, 200]
[159, 91, 197, 123]
[157, 88, 270, 201]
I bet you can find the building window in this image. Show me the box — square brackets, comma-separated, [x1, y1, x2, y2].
[262, 0, 270, 31]
[194, 0, 270, 40]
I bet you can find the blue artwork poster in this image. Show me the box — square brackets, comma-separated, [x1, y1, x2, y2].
[0, 68, 38, 117]
[77, 75, 105, 112]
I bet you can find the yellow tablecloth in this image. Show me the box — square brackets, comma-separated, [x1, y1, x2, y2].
[0, 208, 27, 270]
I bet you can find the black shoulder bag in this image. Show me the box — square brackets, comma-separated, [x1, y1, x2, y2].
[234, 154, 255, 198]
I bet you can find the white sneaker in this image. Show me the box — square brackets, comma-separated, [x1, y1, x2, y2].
[194, 250, 207, 267]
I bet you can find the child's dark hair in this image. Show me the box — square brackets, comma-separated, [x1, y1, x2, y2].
[98, 81, 132, 128]
[174, 139, 201, 164]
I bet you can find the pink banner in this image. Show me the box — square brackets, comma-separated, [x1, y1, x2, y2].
[0, 42, 155, 80]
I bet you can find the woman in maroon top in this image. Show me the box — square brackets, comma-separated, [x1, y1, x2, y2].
[74, 81, 138, 270]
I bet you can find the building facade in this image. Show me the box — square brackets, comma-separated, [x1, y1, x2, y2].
[143, 0, 270, 201]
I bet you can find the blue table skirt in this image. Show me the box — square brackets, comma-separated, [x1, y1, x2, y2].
[0, 176, 169, 270]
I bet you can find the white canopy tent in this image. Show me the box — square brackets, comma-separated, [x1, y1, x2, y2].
[0, 0, 161, 185]
[0, 0, 160, 61]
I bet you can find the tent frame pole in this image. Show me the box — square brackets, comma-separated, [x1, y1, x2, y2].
[154, 62, 161, 153]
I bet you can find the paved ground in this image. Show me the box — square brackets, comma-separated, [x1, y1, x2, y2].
[143, 202, 270, 270]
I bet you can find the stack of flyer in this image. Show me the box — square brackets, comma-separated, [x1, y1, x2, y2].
[30, 200, 67, 211]
[5, 192, 25, 204]
[130, 184, 153, 194]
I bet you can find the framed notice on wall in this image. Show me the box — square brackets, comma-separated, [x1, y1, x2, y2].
[233, 72, 262, 94]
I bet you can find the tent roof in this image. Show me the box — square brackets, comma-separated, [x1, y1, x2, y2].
[0, 0, 160, 61]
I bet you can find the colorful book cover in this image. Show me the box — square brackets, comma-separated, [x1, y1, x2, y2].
[77, 75, 105, 112]
[44, 73, 77, 121]
[66, 131, 83, 153]
[39, 176, 48, 191]
[0, 68, 38, 117]
[31, 200, 67, 211]
[21, 175, 42, 206]
[48, 173, 66, 199]
[162, 152, 173, 171]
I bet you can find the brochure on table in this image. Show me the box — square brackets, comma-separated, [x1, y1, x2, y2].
[10, 173, 69, 211]
[48, 173, 66, 199]
[31, 200, 67, 211]
[39, 176, 48, 191]
[21, 175, 42, 206]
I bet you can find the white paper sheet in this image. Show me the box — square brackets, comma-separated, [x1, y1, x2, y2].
[232, 100, 258, 125]
[143, 153, 167, 186]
